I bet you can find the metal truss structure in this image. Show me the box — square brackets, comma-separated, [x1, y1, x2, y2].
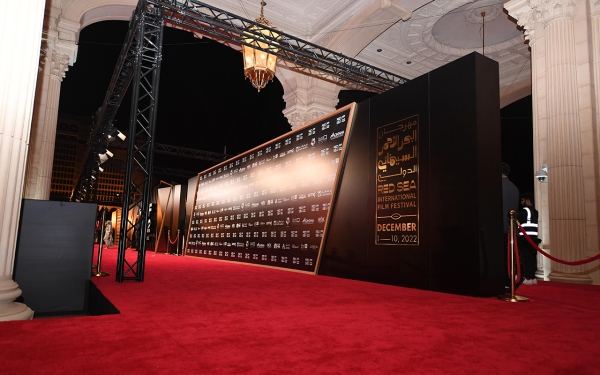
[109, 141, 231, 162]
[76, 0, 408, 282]
[152, 166, 199, 178]
[158, 0, 408, 91]
[112, 3, 165, 282]
[79, 142, 223, 206]
[154, 143, 231, 161]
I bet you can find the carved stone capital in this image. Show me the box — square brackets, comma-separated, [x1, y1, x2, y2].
[50, 52, 69, 80]
[517, 8, 538, 45]
[42, 8, 79, 67]
[38, 41, 50, 73]
[591, 0, 600, 16]
[505, 0, 537, 45]
[55, 17, 80, 64]
[283, 110, 306, 130]
[530, 0, 576, 24]
[307, 110, 328, 123]
[278, 66, 342, 129]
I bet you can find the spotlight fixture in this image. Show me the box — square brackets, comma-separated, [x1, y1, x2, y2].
[98, 149, 113, 164]
[98, 153, 109, 164]
[108, 130, 126, 141]
[105, 122, 126, 141]
[241, 1, 280, 91]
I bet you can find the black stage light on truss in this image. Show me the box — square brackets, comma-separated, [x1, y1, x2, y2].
[110, 130, 126, 141]
[105, 121, 126, 141]
[97, 147, 113, 164]
[98, 153, 109, 164]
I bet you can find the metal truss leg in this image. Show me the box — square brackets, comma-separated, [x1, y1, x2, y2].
[116, 0, 165, 282]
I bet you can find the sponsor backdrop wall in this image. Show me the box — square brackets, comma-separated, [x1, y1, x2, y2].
[186, 106, 354, 272]
[185, 53, 504, 297]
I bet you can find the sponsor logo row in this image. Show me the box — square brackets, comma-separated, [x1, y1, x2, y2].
[192, 216, 324, 227]
[187, 242, 320, 251]
[189, 229, 324, 239]
[186, 249, 315, 266]
[198, 174, 337, 200]
[199, 123, 346, 178]
[194, 204, 330, 221]
[200, 139, 344, 182]
[194, 189, 333, 210]
[199, 161, 340, 191]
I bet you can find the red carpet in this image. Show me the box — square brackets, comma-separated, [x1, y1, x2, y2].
[2, 246, 600, 374]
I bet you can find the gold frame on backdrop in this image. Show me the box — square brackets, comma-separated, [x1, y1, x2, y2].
[155, 180, 174, 254]
[183, 175, 201, 256]
[313, 105, 357, 274]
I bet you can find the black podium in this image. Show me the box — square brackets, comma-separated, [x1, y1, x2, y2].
[14, 200, 97, 316]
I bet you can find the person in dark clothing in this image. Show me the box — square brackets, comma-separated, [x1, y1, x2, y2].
[502, 163, 520, 290]
[132, 213, 141, 251]
[502, 163, 520, 233]
[517, 192, 539, 285]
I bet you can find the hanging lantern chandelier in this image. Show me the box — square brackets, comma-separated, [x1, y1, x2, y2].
[242, 1, 280, 92]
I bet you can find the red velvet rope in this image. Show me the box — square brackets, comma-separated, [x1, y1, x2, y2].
[506, 229, 522, 281]
[517, 225, 600, 266]
[168, 232, 179, 245]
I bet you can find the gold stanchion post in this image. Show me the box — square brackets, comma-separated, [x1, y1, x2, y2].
[93, 207, 110, 277]
[166, 229, 171, 255]
[182, 234, 186, 257]
[498, 210, 528, 302]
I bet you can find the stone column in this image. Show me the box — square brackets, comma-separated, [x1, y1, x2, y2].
[506, 0, 592, 283]
[25, 5, 77, 200]
[514, 9, 552, 279]
[590, 1, 600, 279]
[25, 43, 51, 199]
[36, 52, 69, 199]
[540, 0, 589, 280]
[25, 50, 69, 200]
[509, 2, 545, 280]
[0, 0, 46, 321]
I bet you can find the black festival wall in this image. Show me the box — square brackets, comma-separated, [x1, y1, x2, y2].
[319, 52, 505, 297]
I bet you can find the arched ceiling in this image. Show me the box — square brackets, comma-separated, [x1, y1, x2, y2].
[63, 0, 531, 106]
